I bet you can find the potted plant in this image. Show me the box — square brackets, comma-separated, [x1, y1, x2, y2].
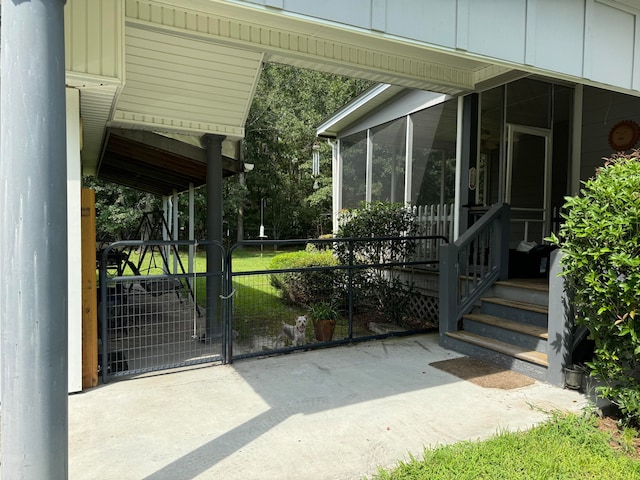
[308, 301, 339, 341]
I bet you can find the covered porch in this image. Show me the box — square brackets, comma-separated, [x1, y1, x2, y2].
[2, 0, 640, 476]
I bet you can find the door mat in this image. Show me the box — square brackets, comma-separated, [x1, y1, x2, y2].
[430, 357, 535, 390]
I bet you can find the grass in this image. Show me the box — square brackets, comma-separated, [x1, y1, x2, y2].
[105, 245, 375, 342]
[117, 246, 308, 339]
[371, 412, 640, 480]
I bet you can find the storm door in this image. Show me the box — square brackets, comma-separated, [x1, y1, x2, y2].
[505, 124, 551, 246]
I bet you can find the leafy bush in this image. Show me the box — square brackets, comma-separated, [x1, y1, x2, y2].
[550, 152, 640, 425]
[335, 202, 419, 324]
[269, 247, 339, 305]
[335, 202, 418, 264]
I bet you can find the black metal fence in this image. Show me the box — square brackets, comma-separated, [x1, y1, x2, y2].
[227, 236, 446, 361]
[98, 235, 446, 381]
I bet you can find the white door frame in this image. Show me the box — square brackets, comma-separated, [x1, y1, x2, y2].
[505, 124, 552, 241]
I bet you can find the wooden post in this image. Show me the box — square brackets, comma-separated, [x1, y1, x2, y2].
[81, 188, 98, 389]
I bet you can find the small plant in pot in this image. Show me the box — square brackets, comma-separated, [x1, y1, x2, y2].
[308, 301, 339, 342]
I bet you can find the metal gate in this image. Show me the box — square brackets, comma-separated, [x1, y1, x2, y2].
[99, 236, 446, 381]
[98, 240, 227, 382]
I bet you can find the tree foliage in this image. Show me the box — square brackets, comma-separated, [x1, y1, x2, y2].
[550, 152, 640, 425]
[83, 176, 161, 242]
[239, 63, 371, 239]
[87, 64, 370, 243]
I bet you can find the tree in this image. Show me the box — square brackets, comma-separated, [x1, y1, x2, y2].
[88, 65, 370, 243]
[238, 63, 371, 240]
[83, 176, 161, 243]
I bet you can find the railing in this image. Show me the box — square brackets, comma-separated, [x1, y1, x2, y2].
[413, 203, 454, 263]
[439, 203, 511, 339]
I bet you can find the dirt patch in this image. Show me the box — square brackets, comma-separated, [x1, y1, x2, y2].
[596, 414, 640, 458]
[430, 357, 536, 390]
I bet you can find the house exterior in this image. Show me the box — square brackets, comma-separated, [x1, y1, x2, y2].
[2, 0, 640, 475]
[317, 74, 640, 382]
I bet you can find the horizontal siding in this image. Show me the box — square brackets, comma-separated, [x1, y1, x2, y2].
[116, 24, 263, 132]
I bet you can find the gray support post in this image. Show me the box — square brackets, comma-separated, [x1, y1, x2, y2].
[547, 250, 573, 386]
[498, 204, 511, 280]
[0, 0, 69, 478]
[202, 134, 224, 338]
[189, 182, 195, 277]
[438, 243, 458, 343]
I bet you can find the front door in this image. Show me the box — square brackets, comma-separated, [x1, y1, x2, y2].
[505, 124, 551, 246]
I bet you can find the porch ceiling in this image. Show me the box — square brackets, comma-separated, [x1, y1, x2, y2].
[98, 128, 244, 196]
[77, 0, 522, 188]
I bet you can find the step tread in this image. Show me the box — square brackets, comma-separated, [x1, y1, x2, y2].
[463, 313, 548, 339]
[445, 331, 548, 367]
[481, 297, 548, 315]
[495, 279, 549, 292]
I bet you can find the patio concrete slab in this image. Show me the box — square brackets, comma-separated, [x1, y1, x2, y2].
[69, 333, 588, 480]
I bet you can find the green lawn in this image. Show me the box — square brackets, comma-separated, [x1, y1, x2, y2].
[121, 246, 307, 340]
[372, 412, 640, 480]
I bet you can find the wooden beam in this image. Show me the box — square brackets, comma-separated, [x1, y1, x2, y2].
[81, 189, 98, 389]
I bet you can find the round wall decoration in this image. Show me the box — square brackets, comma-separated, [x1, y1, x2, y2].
[608, 120, 640, 151]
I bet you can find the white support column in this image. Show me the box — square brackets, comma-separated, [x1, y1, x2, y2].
[66, 87, 83, 394]
[405, 115, 414, 205]
[162, 196, 170, 274]
[189, 182, 195, 276]
[173, 188, 179, 274]
[366, 129, 373, 202]
[454, 96, 465, 240]
[330, 139, 341, 232]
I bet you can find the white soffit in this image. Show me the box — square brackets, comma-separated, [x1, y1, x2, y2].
[111, 22, 264, 139]
[125, 0, 508, 95]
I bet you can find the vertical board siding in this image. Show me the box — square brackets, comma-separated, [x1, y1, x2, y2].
[588, 1, 636, 88]
[236, 0, 640, 93]
[526, 1, 585, 77]
[65, 0, 123, 81]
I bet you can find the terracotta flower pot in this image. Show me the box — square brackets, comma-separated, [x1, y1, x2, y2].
[314, 319, 336, 341]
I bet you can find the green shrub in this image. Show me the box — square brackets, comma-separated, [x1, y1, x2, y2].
[550, 152, 640, 426]
[335, 202, 419, 324]
[335, 202, 418, 264]
[269, 248, 339, 306]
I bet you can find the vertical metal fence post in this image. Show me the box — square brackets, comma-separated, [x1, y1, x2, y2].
[1, 0, 69, 477]
[99, 252, 109, 384]
[203, 135, 224, 339]
[348, 239, 355, 339]
[225, 245, 234, 364]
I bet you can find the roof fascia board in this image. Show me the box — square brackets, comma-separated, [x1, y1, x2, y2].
[316, 84, 397, 137]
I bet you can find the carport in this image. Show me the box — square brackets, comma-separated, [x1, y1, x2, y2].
[3, 1, 639, 477]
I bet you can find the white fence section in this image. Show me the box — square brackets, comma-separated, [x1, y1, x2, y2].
[413, 203, 454, 263]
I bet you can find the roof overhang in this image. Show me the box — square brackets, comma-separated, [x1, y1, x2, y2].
[97, 128, 244, 196]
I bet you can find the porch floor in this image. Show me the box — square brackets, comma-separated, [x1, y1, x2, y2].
[69, 333, 586, 480]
